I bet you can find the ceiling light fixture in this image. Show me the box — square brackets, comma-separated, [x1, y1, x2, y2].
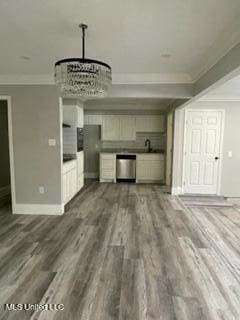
[54, 24, 112, 100]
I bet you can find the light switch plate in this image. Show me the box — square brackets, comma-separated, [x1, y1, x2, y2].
[39, 186, 45, 194]
[48, 139, 56, 146]
[228, 151, 232, 158]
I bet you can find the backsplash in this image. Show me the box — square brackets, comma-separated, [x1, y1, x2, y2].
[101, 132, 166, 150]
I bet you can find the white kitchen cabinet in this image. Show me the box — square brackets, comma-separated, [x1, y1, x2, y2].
[136, 154, 165, 182]
[77, 151, 84, 191]
[63, 104, 84, 128]
[77, 107, 84, 127]
[102, 116, 120, 141]
[84, 114, 103, 126]
[136, 115, 165, 132]
[100, 153, 116, 182]
[62, 160, 77, 204]
[119, 116, 136, 140]
[102, 115, 136, 141]
[62, 173, 67, 204]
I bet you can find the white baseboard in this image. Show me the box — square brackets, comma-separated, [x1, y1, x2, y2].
[85, 172, 99, 179]
[171, 187, 183, 195]
[14, 203, 64, 215]
[0, 185, 11, 200]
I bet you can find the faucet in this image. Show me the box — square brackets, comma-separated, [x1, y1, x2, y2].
[145, 139, 152, 153]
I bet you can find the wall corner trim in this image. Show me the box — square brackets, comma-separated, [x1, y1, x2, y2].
[13, 203, 64, 215]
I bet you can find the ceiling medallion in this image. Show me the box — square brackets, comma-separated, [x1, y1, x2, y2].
[54, 24, 112, 100]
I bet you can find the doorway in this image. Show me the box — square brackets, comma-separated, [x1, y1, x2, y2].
[183, 109, 224, 195]
[0, 100, 11, 208]
[0, 96, 15, 212]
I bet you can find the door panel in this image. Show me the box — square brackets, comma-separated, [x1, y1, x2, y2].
[190, 161, 200, 185]
[191, 130, 201, 154]
[184, 110, 223, 194]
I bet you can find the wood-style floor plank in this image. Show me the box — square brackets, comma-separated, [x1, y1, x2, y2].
[0, 181, 239, 319]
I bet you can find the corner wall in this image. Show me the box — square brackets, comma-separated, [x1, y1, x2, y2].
[0, 85, 62, 214]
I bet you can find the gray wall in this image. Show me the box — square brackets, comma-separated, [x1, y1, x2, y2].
[0, 100, 10, 189]
[172, 100, 240, 197]
[0, 85, 61, 204]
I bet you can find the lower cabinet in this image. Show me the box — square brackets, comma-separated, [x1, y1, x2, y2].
[99, 152, 165, 184]
[100, 153, 116, 182]
[63, 160, 77, 204]
[77, 151, 84, 190]
[136, 154, 165, 182]
[63, 152, 85, 205]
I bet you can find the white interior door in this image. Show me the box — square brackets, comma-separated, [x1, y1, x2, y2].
[184, 110, 224, 195]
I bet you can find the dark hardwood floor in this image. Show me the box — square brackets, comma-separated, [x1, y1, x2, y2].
[0, 181, 240, 320]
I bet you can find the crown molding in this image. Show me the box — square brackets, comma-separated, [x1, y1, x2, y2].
[112, 73, 193, 84]
[199, 95, 240, 102]
[0, 73, 193, 86]
[0, 74, 55, 85]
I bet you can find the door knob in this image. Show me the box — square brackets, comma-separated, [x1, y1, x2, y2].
[215, 156, 219, 160]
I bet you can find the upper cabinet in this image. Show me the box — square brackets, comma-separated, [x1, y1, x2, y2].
[77, 107, 84, 127]
[119, 116, 136, 141]
[136, 115, 165, 132]
[84, 114, 103, 126]
[102, 115, 136, 141]
[63, 103, 84, 128]
[88, 114, 165, 141]
[102, 115, 120, 140]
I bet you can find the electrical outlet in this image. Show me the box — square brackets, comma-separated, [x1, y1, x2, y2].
[48, 139, 56, 146]
[39, 186, 45, 194]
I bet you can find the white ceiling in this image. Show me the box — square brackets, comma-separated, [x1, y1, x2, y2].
[1, 0, 240, 84]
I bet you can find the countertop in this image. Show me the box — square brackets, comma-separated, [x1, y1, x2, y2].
[100, 148, 165, 155]
[63, 158, 76, 164]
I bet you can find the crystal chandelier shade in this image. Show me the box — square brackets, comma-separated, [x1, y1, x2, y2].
[54, 24, 112, 99]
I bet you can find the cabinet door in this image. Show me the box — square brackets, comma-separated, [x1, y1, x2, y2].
[78, 173, 84, 191]
[100, 154, 116, 181]
[119, 116, 136, 141]
[63, 106, 76, 127]
[101, 169, 115, 180]
[63, 173, 67, 204]
[66, 171, 71, 200]
[77, 152, 84, 190]
[77, 106, 84, 127]
[102, 116, 119, 140]
[77, 151, 84, 175]
[137, 160, 164, 181]
[71, 168, 77, 196]
[136, 115, 165, 132]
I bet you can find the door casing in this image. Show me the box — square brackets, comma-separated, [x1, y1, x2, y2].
[182, 108, 225, 195]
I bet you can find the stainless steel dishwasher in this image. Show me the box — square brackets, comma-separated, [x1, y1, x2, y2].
[116, 154, 136, 181]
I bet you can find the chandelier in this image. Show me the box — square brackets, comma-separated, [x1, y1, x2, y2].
[54, 24, 112, 99]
